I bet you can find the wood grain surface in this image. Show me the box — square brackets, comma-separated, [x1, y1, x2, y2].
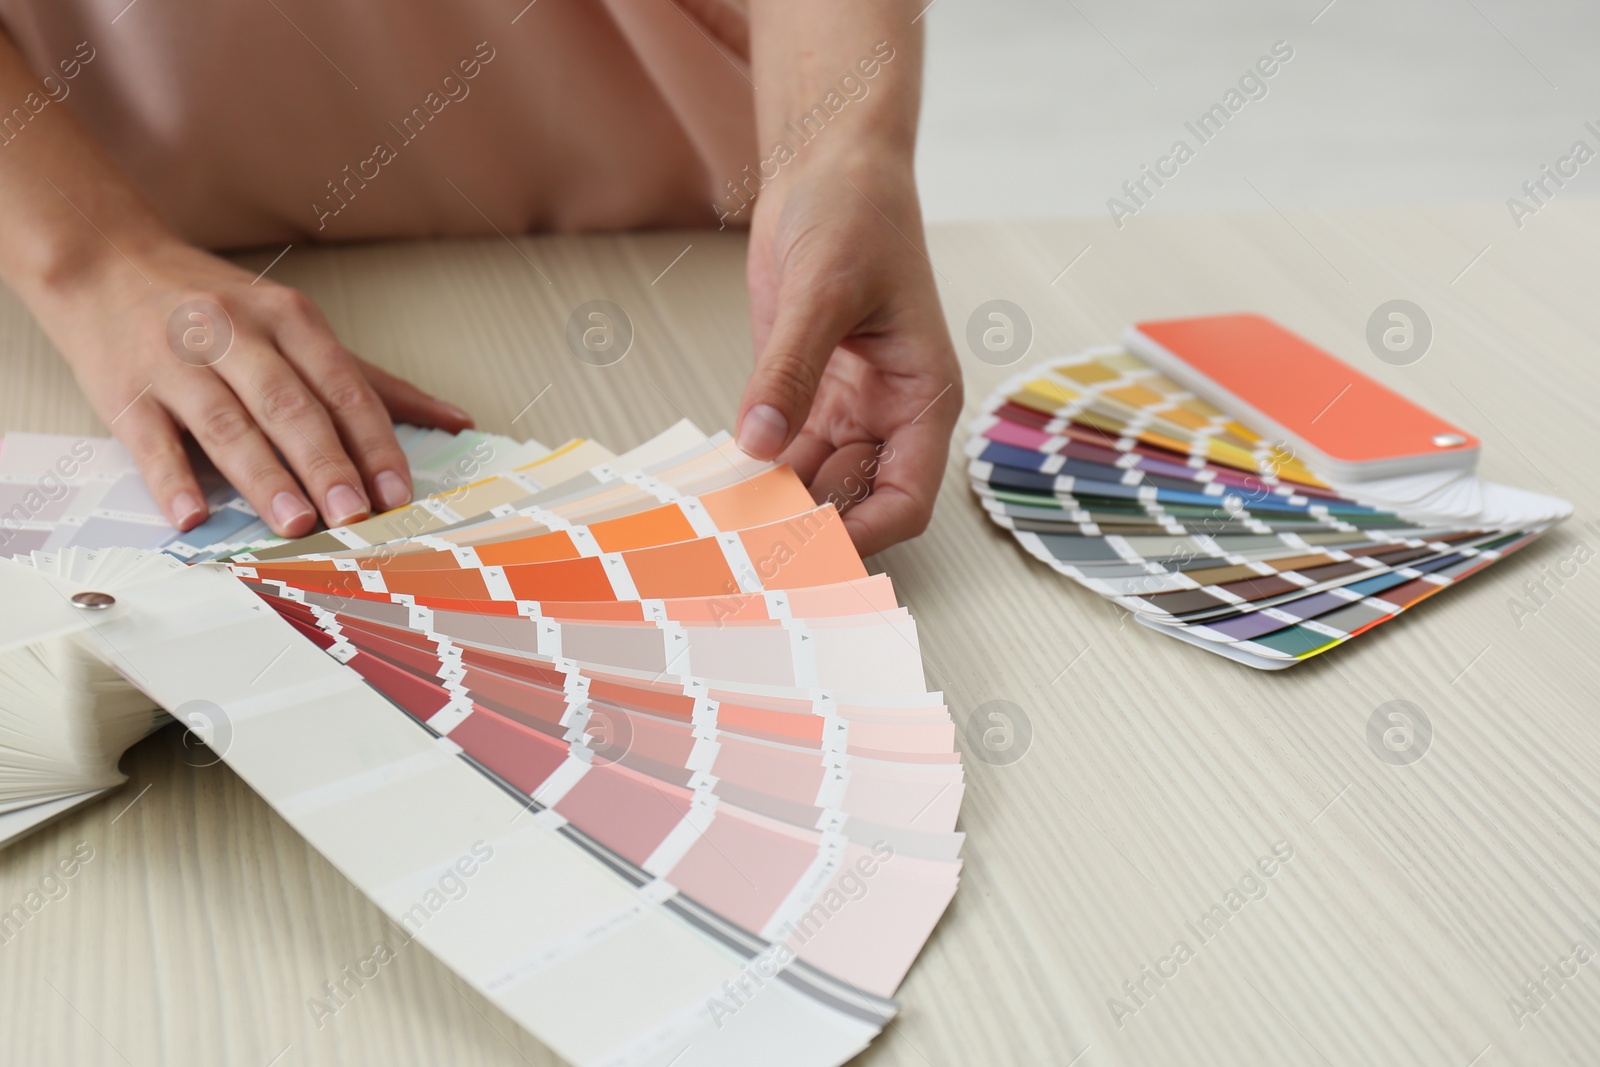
[2, 203, 1598, 1067]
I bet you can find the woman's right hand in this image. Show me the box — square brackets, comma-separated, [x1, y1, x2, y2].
[33, 238, 475, 537]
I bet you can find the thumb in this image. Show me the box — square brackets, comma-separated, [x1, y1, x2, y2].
[736, 279, 861, 459]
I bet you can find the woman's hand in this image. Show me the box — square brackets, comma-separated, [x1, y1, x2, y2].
[33, 239, 474, 536]
[0, 28, 471, 539]
[737, 152, 961, 557]
[741, 0, 959, 557]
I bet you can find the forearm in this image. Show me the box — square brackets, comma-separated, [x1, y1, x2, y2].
[0, 27, 172, 309]
[747, 0, 924, 176]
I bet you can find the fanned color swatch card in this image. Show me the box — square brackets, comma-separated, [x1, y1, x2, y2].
[0, 418, 962, 1067]
[967, 313, 1571, 669]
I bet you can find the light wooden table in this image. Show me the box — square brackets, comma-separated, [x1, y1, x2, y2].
[3, 203, 1599, 1067]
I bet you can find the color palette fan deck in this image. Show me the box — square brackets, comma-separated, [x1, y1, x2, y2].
[0, 419, 962, 1067]
[967, 314, 1571, 668]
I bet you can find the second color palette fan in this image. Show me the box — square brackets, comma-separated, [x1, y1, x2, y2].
[967, 313, 1571, 668]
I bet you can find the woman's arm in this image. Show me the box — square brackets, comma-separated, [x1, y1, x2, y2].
[0, 28, 469, 535]
[739, 0, 961, 555]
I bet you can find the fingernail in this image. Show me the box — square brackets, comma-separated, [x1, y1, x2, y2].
[737, 404, 788, 459]
[374, 469, 411, 511]
[271, 491, 315, 533]
[325, 484, 368, 526]
[172, 491, 206, 529]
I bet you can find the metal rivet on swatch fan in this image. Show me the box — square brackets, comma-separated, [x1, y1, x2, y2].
[1432, 433, 1468, 448]
[70, 591, 116, 610]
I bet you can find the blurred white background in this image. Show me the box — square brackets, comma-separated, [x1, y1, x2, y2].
[915, 0, 1600, 222]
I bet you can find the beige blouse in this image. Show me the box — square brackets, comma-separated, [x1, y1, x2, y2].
[0, 0, 756, 248]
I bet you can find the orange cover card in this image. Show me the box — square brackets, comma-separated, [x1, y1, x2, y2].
[1127, 313, 1479, 479]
